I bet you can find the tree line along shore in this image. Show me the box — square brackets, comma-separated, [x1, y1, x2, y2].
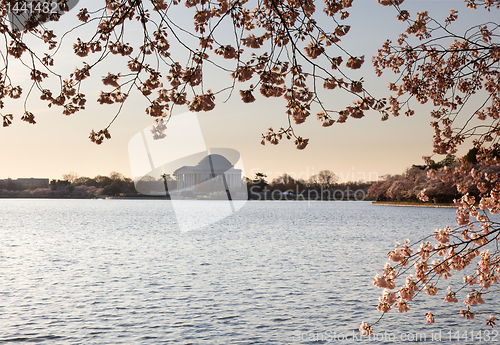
[0, 171, 372, 200]
[2, 152, 491, 202]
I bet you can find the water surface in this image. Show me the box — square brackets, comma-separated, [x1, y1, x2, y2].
[0, 200, 497, 344]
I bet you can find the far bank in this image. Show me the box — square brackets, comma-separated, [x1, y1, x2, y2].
[372, 201, 456, 208]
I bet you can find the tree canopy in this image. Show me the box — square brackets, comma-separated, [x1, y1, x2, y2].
[0, 0, 401, 147]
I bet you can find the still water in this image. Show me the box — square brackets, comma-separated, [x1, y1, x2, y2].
[0, 200, 498, 344]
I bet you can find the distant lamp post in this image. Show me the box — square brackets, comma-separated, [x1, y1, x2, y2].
[161, 173, 170, 199]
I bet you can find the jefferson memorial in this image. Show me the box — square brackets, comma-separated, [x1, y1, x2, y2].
[174, 154, 242, 190]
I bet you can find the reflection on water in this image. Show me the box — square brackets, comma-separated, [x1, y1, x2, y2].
[0, 200, 497, 344]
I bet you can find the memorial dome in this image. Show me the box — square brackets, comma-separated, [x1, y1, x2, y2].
[196, 154, 233, 172]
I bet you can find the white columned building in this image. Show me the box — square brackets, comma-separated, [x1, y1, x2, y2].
[174, 154, 242, 190]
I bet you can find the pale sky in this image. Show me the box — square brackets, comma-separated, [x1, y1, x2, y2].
[0, 0, 494, 182]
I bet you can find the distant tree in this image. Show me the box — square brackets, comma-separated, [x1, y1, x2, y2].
[72, 176, 99, 187]
[413, 154, 456, 170]
[311, 170, 338, 189]
[4, 179, 21, 191]
[270, 173, 303, 192]
[49, 179, 72, 194]
[98, 171, 135, 195]
[72, 185, 100, 198]
[135, 175, 159, 195]
[31, 188, 53, 196]
[368, 166, 458, 202]
[62, 172, 79, 183]
[72, 176, 89, 186]
[308, 170, 338, 199]
[102, 180, 124, 196]
[467, 147, 480, 164]
[385, 177, 407, 201]
[94, 175, 113, 188]
[109, 171, 125, 181]
[252, 172, 268, 194]
[367, 175, 395, 201]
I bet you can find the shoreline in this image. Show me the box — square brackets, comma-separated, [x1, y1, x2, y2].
[372, 201, 456, 208]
